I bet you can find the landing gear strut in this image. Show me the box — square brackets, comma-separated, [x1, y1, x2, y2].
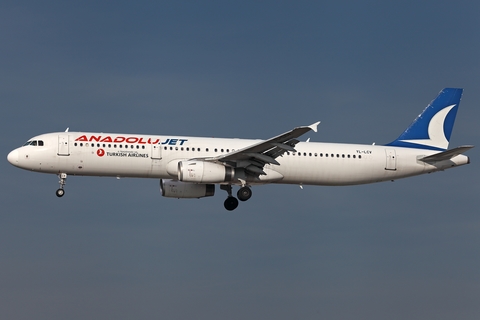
[220, 184, 252, 211]
[56, 173, 67, 197]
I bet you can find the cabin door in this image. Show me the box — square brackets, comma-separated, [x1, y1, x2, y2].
[385, 149, 396, 171]
[58, 135, 70, 156]
[151, 142, 162, 160]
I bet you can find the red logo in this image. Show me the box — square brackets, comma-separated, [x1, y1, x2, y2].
[97, 149, 105, 157]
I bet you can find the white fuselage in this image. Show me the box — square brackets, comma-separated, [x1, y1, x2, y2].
[7, 132, 470, 186]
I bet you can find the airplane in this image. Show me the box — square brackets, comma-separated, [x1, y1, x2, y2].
[7, 88, 473, 211]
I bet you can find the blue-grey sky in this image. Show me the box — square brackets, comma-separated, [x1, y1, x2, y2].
[1, 2, 479, 319]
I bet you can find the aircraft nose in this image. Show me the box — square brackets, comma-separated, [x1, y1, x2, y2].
[7, 149, 19, 166]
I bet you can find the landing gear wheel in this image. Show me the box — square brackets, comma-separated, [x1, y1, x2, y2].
[224, 197, 239, 211]
[56, 189, 65, 197]
[237, 186, 252, 201]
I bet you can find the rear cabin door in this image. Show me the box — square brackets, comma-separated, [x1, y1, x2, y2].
[385, 148, 396, 171]
[58, 135, 70, 156]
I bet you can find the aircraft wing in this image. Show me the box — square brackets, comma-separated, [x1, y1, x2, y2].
[419, 145, 474, 162]
[204, 122, 320, 175]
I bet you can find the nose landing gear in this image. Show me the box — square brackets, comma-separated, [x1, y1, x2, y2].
[56, 173, 67, 197]
[221, 184, 252, 211]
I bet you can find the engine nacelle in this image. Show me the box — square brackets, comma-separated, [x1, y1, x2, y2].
[178, 160, 234, 183]
[160, 179, 215, 198]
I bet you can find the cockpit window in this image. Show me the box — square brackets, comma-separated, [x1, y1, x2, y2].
[22, 140, 44, 146]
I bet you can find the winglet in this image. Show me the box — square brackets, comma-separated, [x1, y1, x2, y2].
[308, 121, 320, 133]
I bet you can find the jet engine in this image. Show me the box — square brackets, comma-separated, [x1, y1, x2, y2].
[160, 179, 215, 198]
[177, 160, 234, 183]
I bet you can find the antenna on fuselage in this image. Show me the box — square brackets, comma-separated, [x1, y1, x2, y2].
[65, 128, 69, 132]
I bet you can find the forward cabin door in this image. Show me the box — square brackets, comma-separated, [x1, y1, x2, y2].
[385, 148, 396, 171]
[57, 135, 70, 156]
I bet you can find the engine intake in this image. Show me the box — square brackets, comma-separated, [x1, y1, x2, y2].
[160, 179, 215, 198]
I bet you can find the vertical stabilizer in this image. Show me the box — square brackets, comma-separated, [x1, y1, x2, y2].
[386, 88, 463, 151]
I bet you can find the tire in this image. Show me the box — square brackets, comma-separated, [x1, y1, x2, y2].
[237, 186, 252, 201]
[224, 197, 239, 211]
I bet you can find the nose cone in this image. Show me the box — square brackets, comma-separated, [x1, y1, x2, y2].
[7, 149, 19, 166]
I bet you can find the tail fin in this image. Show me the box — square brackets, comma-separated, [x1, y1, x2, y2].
[386, 88, 463, 151]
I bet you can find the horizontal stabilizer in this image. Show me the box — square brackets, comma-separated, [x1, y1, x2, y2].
[419, 145, 474, 162]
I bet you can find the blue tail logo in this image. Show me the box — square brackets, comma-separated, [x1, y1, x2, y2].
[387, 88, 463, 151]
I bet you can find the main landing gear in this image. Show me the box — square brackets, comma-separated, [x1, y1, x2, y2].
[56, 173, 67, 197]
[221, 185, 252, 211]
